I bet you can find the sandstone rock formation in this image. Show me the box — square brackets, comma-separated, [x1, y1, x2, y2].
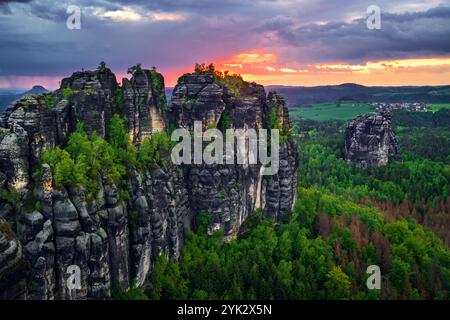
[0, 66, 298, 299]
[0, 217, 29, 300]
[170, 74, 298, 236]
[344, 112, 400, 166]
[122, 68, 167, 143]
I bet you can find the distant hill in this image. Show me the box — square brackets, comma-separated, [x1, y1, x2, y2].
[266, 83, 450, 108]
[23, 85, 48, 96]
[0, 85, 48, 114]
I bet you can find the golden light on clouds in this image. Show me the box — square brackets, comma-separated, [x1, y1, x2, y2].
[280, 68, 309, 73]
[151, 12, 185, 21]
[279, 68, 297, 73]
[92, 7, 142, 21]
[91, 7, 185, 22]
[224, 63, 243, 69]
[213, 50, 450, 86]
[316, 58, 450, 74]
[229, 51, 277, 65]
[216, 50, 279, 75]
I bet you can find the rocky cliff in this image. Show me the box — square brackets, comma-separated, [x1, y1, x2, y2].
[0, 66, 298, 299]
[344, 112, 399, 166]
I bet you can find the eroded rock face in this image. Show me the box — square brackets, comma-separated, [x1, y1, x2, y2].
[0, 68, 298, 299]
[0, 218, 29, 300]
[263, 92, 298, 222]
[60, 67, 117, 139]
[344, 112, 400, 167]
[0, 126, 29, 192]
[123, 69, 166, 143]
[170, 74, 227, 130]
[170, 74, 298, 235]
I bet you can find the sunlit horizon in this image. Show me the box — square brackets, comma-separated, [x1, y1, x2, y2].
[3, 54, 450, 90]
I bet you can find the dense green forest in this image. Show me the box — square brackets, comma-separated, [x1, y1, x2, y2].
[135, 189, 449, 300]
[111, 108, 450, 300]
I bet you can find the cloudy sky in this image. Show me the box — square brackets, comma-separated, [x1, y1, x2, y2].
[1, 0, 450, 88]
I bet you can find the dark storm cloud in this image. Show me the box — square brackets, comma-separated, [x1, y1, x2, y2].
[260, 5, 450, 63]
[0, 0, 263, 76]
[0, 0, 32, 13]
[0, 0, 32, 4]
[1, 0, 450, 78]
[105, 0, 255, 12]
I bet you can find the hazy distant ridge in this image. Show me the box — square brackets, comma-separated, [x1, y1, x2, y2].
[266, 83, 450, 108]
[0, 85, 48, 113]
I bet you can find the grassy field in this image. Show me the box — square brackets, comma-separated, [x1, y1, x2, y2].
[290, 102, 375, 121]
[430, 104, 450, 112]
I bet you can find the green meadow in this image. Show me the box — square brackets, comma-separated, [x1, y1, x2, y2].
[290, 102, 375, 121]
[430, 104, 450, 112]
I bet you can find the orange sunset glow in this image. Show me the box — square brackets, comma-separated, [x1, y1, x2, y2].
[204, 51, 450, 87]
[159, 51, 450, 88]
[3, 53, 450, 90]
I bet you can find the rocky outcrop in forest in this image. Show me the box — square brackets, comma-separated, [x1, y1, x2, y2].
[344, 112, 399, 166]
[0, 65, 298, 299]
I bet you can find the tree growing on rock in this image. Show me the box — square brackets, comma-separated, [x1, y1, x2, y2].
[127, 63, 143, 75]
[98, 61, 107, 71]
